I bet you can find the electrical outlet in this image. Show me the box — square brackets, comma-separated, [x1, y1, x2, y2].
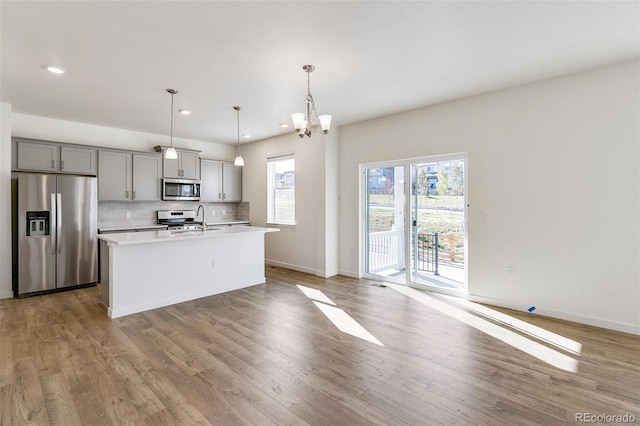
[222, 210, 226, 215]
[125, 211, 131, 218]
[506, 265, 514, 277]
[211, 258, 217, 268]
[211, 210, 216, 216]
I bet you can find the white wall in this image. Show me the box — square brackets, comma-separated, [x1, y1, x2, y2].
[323, 129, 339, 277]
[12, 113, 236, 160]
[0, 103, 12, 298]
[338, 60, 640, 334]
[241, 130, 337, 277]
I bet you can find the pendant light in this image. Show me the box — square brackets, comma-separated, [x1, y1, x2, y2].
[165, 89, 178, 160]
[233, 106, 244, 167]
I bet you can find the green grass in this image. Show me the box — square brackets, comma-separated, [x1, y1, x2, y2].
[369, 194, 464, 210]
[368, 208, 463, 235]
[368, 193, 465, 235]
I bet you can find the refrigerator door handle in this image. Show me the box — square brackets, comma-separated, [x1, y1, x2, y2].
[50, 193, 57, 255]
[56, 193, 62, 254]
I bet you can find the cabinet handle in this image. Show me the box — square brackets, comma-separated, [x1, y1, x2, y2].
[218, 192, 222, 200]
[132, 191, 136, 200]
[60, 160, 64, 170]
[222, 193, 226, 200]
[51, 160, 55, 169]
[126, 190, 130, 199]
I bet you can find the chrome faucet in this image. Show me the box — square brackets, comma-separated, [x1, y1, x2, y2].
[196, 204, 206, 230]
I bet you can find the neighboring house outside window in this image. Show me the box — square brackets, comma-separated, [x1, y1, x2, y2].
[267, 153, 295, 225]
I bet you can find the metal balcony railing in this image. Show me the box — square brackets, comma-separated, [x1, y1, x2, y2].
[415, 233, 439, 275]
[369, 231, 463, 277]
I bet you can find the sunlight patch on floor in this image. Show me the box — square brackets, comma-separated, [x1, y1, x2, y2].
[313, 301, 384, 347]
[296, 285, 336, 306]
[296, 284, 384, 346]
[436, 293, 582, 355]
[387, 283, 579, 372]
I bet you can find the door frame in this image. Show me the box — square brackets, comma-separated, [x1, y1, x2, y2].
[360, 152, 468, 296]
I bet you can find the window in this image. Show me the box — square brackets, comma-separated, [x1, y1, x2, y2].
[267, 154, 295, 225]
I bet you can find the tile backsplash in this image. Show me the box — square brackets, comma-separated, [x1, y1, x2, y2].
[98, 201, 249, 229]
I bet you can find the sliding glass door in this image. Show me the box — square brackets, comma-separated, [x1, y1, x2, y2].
[363, 155, 467, 296]
[364, 165, 406, 282]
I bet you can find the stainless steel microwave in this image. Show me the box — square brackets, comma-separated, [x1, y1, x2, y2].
[162, 178, 200, 201]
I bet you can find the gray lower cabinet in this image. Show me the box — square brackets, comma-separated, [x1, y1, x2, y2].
[200, 159, 242, 202]
[15, 139, 97, 175]
[98, 151, 161, 201]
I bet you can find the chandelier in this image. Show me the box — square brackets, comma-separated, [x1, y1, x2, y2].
[291, 65, 332, 138]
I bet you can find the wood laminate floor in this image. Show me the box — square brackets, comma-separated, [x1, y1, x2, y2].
[1, 266, 639, 425]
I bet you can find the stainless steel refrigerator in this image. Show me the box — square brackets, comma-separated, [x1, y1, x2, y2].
[15, 173, 98, 296]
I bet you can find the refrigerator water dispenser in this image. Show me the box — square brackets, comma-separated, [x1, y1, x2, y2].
[26, 211, 50, 237]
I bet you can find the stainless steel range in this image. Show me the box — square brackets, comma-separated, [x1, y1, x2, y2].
[157, 210, 202, 230]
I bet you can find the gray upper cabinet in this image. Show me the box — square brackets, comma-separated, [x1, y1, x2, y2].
[162, 149, 200, 179]
[60, 146, 97, 175]
[16, 140, 96, 175]
[98, 151, 132, 201]
[132, 154, 162, 201]
[17, 141, 59, 171]
[222, 162, 242, 202]
[98, 151, 162, 201]
[200, 160, 222, 201]
[200, 159, 241, 202]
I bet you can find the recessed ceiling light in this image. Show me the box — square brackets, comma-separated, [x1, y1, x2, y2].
[242, 134, 251, 138]
[279, 123, 289, 128]
[179, 109, 192, 115]
[44, 65, 66, 74]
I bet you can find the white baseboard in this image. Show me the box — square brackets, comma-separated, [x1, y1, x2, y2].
[467, 294, 640, 336]
[0, 290, 13, 299]
[265, 259, 317, 276]
[337, 269, 360, 278]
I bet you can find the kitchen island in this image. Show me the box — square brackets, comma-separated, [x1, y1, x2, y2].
[97, 225, 278, 318]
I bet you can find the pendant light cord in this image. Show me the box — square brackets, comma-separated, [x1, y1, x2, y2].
[235, 106, 241, 156]
[170, 92, 174, 148]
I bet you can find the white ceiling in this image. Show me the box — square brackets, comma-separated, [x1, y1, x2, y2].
[1, 1, 638, 145]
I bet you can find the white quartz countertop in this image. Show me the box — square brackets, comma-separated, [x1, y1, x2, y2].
[99, 224, 169, 233]
[98, 221, 250, 233]
[97, 225, 278, 246]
